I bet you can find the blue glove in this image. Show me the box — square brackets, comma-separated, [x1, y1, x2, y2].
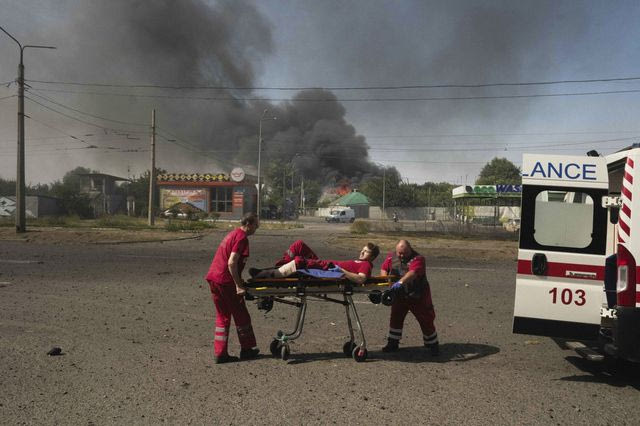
[391, 281, 403, 290]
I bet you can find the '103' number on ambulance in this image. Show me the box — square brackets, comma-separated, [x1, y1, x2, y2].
[548, 288, 586, 306]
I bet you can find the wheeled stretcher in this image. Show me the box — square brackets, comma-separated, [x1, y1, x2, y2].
[245, 274, 397, 362]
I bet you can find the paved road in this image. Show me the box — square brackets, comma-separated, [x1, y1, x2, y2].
[0, 225, 638, 425]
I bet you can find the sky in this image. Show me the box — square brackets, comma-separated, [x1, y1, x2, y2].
[1, 0, 640, 186]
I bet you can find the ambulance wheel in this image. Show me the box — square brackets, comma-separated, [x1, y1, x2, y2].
[270, 339, 281, 357]
[352, 346, 368, 362]
[349, 218, 355, 223]
[281, 345, 290, 361]
[343, 341, 356, 357]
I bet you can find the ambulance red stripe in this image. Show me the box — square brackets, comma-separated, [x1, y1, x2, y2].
[624, 171, 634, 184]
[619, 218, 631, 236]
[628, 157, 635, 168]
[622, 204, 632, 218]
[517, 259, 604, 280]
[622, 185, 633, 200]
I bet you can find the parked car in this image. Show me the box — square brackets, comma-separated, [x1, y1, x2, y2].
[503, 218, 521, 232]
[326, 207, 355, 223]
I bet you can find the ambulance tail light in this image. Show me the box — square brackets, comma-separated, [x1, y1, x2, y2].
[616, 244, 637, 307]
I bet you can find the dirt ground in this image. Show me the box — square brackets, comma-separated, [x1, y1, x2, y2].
[0, 226, 204, 244]
[1, 222, 639, 425]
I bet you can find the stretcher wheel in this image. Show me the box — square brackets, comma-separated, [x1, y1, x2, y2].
[352, 346, 368, 362]
[342, 341, 356, 357]
[270, 339, 281, 357]
[281, 344, 290, 361]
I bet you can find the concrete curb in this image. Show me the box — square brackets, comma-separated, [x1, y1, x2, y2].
[93, 234, 204, 245]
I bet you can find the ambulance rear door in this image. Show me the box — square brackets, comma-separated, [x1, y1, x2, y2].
[513, 154, 609, 340]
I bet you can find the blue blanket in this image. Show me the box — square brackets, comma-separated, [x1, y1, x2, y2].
[297, 269, 344, 279]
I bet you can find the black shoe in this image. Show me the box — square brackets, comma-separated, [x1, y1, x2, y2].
[240, 348, 260, 360]
[382, 341, 399, 352]
[249, 268, 261, 278]
[214, 354, 239, 364]
[426, 342, 440, 357]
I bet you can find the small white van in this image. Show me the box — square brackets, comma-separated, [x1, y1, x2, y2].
[326, 207, 356, 223]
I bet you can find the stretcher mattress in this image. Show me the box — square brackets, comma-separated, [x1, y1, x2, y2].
[246, 274, 397, 295]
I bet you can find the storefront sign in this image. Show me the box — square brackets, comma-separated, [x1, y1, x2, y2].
[161, 189, 207, 211]
[232, 191, 244, 207]
[230, 167, 246, 182]
[452, 184, 522, 199]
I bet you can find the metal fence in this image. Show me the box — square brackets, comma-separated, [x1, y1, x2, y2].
[362, 219, 519, 239]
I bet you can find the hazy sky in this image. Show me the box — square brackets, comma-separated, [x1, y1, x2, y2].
[1, 0, 640, 185]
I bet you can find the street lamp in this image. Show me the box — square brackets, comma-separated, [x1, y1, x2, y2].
[257, 109, 276, 218]
[382, 167, 387, 220]
[0, 26, 56, 233]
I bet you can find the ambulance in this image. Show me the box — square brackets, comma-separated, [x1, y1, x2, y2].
[513, 146, 640, 363]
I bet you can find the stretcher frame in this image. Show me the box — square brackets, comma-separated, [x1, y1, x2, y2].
[245, 275, 397, 362]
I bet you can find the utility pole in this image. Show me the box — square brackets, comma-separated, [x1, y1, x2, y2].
[0, 26, 55, 233]
[282, 166, 286, 220]
[257, 110, 277, 218]
[148, 109, 156, 226]
[16, 51, 25, 231]
[300, 177, 304, 212]
[382, 167, 386, 221]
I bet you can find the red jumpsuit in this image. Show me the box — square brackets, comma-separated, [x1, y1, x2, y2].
[276, 240, 373, 276]
[381, 251, 438, 348]
[275, 239, 321, 267]
[205, 228, 257, 358]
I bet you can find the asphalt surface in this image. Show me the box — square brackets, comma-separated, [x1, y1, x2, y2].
[1, 224, 639, 425]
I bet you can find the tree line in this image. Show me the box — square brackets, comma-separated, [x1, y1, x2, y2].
[0, 157, 521, 216]
[261, 156, 520, 209]
[0, 166, 161, 218]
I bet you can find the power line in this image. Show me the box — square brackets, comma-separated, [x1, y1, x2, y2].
[155, 128, 244, 168]
[220, 135, 637, 152]
[25, 75, 640, 91]
[0, 148, 149, 157]
[0, 94, 15, 101]
[24, 96, 148, 134]
[26, 89, 148, 127]
[24, 114, 90, 145]
[0, 134, 138, 145]
[26, 86, 640, 102]
[364, 130, 640, 139]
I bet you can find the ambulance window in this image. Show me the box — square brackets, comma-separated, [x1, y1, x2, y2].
[534, 191, 594, 248]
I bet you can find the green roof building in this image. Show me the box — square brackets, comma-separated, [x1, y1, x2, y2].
[330, 190, 370, 218]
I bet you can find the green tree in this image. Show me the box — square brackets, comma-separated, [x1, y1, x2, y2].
[263, 160, 290, 210]
[358, 168, 401, 206]
[415, 182, 456, 207]
[476, 157, 521, 184]
[50, 167, 95, 217]
[119, 168, 165, 217]
[0, 177, 16, 195]
[263, 160, 323, 209]
[300, 179, 321, 207]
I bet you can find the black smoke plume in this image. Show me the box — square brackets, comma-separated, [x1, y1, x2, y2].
[3, 0, 379, 184]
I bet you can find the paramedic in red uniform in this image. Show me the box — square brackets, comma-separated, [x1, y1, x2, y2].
[205, 212, 260, 364]
[252, 240, 379, 284]
[380, 239, 439, 355]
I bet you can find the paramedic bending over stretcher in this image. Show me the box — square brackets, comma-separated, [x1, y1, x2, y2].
[380, 239, 439, 356]
[250, 240, 380, 284]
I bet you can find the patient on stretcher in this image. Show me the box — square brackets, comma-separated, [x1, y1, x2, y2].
[250, 240, 380, 284]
